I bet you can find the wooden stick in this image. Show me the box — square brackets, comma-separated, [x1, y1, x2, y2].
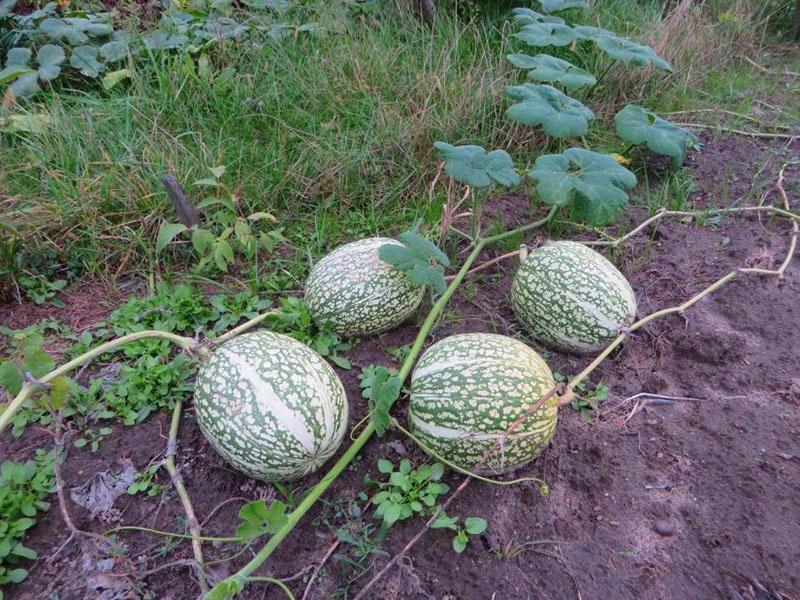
[161, 173, 201, 228]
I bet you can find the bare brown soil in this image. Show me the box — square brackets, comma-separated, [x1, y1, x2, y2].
[2, 132, 799, 600]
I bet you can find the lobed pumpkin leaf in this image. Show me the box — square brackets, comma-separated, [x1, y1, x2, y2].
[537, 0, 589, 13]
[573, 24, 617, 41]
[615, 104, 699, 166]
[379, 230, 450, 294]
[506, 84, 595, 138]
[359, 365, 402, 436]
[69, 45, 103, 78]
[510, 7, 565, 25]
[36, 45, 65, 82]
[514, 21, 577, 47]
[433, 142, 520, 188]
[507, 54, 596, 90]
[596, 35, 672, 70]
[528, 148, 637, 225]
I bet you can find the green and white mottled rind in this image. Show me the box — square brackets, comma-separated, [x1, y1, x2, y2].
[305, 237, 426, 337]
[408, 333, 558, 474]
[194, 331, 349, 481]
[511, 241, 637, 354]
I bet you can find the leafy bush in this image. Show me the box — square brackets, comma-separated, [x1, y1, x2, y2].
[0, 449, 55, 590]
[0, 1, 129, 98]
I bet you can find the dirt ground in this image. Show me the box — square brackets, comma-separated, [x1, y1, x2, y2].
[2, 131, 799, 600]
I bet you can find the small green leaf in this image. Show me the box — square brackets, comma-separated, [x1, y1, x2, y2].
[377, 458, 393, 474]
[505, 84, 595, 138]
[464, 517, 487, 535]
[429, 463, 444, 481]
[452, 534, 467, 553]
[11, 543, 37, 560]
[432, 514, 459, 530]
[0, 362, 23, 396]
[615, 105, 699, 166]
[209, 165, 226, 178]
[73, 438, 88, 448]
[383, 503, 401, 525]
[6, 47, 32, 67]
[155, 223, 188, 253]
[434, 142, 520, 188]
[24, 349, 54, 378]
[514, 22, 577, 48]
[507, 54, 596, 90]
[213, 240, 234, 271]
[528, 148, 637, 226]
[6, 568, 28, 583]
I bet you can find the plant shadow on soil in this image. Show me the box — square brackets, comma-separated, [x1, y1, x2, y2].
[2, 133, 799, 600]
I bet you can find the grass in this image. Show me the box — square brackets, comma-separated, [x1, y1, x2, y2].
[1, 0, 795, 296]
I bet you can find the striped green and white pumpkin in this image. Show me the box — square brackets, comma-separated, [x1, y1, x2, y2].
[408, 333, 558, 474]
[194, 331, 348, 480]
[305, 237, 425, 337]
[511, 241, 637, 354]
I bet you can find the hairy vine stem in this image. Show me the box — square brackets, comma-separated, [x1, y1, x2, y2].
[164, 399, 208, 593]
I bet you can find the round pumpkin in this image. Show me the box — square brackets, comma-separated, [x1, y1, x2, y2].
[511, 240, 637, 353]
[194, 331, 348, 480]
[304, 237, 425, 336]
[408, 333, 558, 474]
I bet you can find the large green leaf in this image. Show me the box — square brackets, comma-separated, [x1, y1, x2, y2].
[573, 25, 617, 41]
[9, 72, 40, 98]
[506, 84, 594, 138]
[514, 22, 577, 47]
[40, 17, 90, 45]
[510, 7, 565, 25]
[528, 148, 637, 225]
[433, 142, 520, 188]
[99, 41, 128, 62]
[69, 46, 103, 78]
[615, 105, 699, 166]
[507, 54, 596, 90]
[538, 0, 589, 13]
[0, 48, 33, 86]
[596, 35, 672, 70]
[36, 44, 65, 82]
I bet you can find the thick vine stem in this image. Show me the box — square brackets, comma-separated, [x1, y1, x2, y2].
[584, 204, 800, 249]
[164, 399, 208, 593]
[0, 330, 200, 434]
[206, 209, 561, 598]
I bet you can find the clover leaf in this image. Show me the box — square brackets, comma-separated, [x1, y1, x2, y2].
[510, 7, 565, 25]
[615, 105, 699, 166]
[596, 35, 672, 70]
[514, 21, 577, 47]
[507, 54, 596, 90]
[433, 142, 520, 188]
[537, 0, 589, 13]
[528, 148, 637, 226]
[506, 84, 595, 138]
